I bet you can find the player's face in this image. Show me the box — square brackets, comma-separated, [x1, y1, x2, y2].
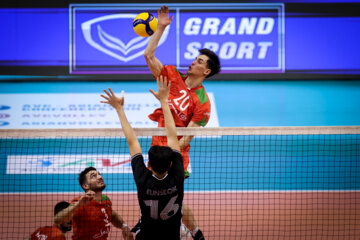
[85, 170, 106, 192]
[187, 54, 211, 77]
[59, 220, 72, 233]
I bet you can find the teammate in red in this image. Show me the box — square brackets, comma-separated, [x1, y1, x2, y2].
[26, 201, 72, 240]
[54, 167, 133, 240]
[144, 5, 221, 240]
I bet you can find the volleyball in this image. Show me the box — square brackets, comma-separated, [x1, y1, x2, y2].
[133, 12, 157, 37]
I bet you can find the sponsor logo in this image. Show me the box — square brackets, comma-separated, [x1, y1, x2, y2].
[81, 14, 170, 63]
[70, 4, 284, 74]
[0, 93, 219, 129]
[0, 113, 10, 119]
[7, 155, 137, 174]
[0, 105, 10, 111]
[6, 154, 192, 174]
[0, 121, 9, 126]
[182, 16, 276, 62]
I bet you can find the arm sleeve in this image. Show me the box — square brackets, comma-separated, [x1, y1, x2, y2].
[153, 65, 169, 79]
[154, 65, 184, 83]
[191, 99, 211, 127]
[131, 154, 149, 185]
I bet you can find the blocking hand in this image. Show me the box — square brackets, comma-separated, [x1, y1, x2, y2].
[100, 88, 124, 110]
[149, 75, 171, 103]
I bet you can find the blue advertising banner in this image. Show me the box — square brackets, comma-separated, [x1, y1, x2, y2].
[69, 3, 284, 74]
[1, 3, 360, 77]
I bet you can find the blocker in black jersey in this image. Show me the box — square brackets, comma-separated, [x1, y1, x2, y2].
[101, 75, 185, 240]
[131, 151, 185, 240]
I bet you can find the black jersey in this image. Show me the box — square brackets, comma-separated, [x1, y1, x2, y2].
[131, 150, 185, 240]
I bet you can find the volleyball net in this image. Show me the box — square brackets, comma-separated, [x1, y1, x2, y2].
[0, 126, 359, 239]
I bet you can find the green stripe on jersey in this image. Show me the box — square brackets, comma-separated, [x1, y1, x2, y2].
[175, 67, 186, 78]
[196, 117, 208, 127]
[195, 88, 208, 104]
[102, 195, 110, 201]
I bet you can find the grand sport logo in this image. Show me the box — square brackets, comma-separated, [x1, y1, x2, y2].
[70, 4, 284, 74]
[81, 14, 170, 62]
[182, 17, 275, 60]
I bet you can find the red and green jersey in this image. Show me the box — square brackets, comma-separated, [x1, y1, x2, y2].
[149, 65, 211, 128]
[148, 65, 211, 171]
[70, 195, 112, 240]
[30, 225, 65, 240]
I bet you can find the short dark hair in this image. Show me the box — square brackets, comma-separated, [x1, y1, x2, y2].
[79, 167, 97, 190]
[148, 146, 173, 174]
[54, 201, 70, 216]
[199, 48, 221, 78]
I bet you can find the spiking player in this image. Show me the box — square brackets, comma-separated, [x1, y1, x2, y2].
[143, 5, 221, 240]
[101, 76, 184, 239]
[54, 167, 133, 240]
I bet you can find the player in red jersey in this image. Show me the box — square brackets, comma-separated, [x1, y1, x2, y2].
[143, 5, 221, 240]
[54, 167, 133, 240]
[25, 201, 72, 240]
[148, 64, 212, 175]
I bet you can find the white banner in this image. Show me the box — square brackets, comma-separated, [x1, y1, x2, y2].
[7, 154, 134, 174]
[6, 154, 192, 174]
[0, 92, 219, 129]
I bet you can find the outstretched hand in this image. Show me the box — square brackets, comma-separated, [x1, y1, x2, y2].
[149, 75, 171, 103]
[157, 5, 173, 27]
[100, 88, 124, 110]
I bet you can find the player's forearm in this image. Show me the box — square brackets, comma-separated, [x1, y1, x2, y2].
[160, 99, 180, 150]
[116, 107, 141, 155]
[116, 107, 136, 142]
[179, 135, 194, 149]
[161, 100, 176, 135]
[54, 204, 78, 224]
[144, 25, 166, 58]
[180, 121, 199, 149]
[111, 211, 128, 229]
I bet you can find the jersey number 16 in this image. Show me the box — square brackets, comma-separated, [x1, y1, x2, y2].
[144, 195, 179, 220]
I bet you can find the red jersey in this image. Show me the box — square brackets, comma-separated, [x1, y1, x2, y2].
[30, 225, 65, 240]
[149, 65, 211, 128]
[148, 65, 211, 171]
[70, 195, 112, 240]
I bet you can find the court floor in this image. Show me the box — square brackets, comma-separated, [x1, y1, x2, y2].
[1, 192, 359, 239]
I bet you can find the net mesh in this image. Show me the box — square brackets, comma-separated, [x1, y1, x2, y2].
[1, 126, 359, 239]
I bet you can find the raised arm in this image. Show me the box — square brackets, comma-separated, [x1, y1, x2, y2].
[144, 5, 173, 77]
[100, 88, 142, 156]
[149, 76, 180, 151]
[55, 191, 94, 224]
